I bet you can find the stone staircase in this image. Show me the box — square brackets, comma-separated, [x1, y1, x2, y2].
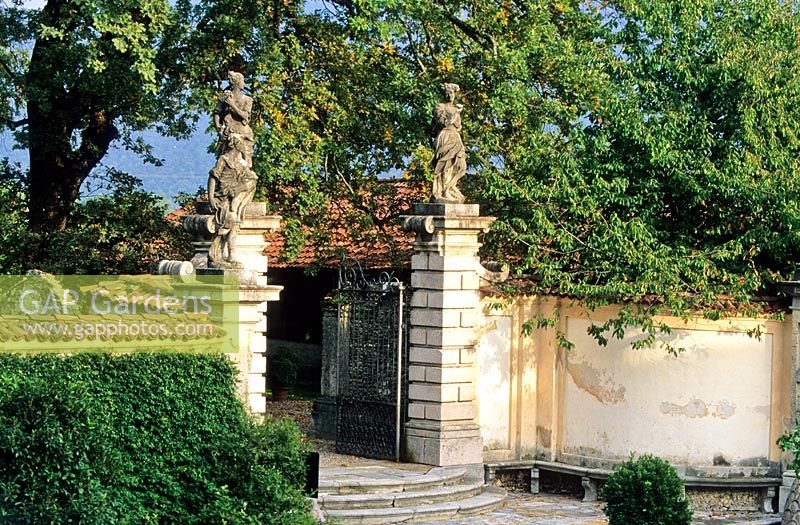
[318, 464, 506, 524]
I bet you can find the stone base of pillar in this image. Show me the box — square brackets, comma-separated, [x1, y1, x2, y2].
[780, 469, 796, 513]
[195, 267, 281, 415]
[404, 420, 483, 466]
[182, 204, 283, 415]
[311, 395, 338, 441]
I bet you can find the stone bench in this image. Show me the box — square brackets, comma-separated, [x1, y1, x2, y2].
[484, 460, 780, 513]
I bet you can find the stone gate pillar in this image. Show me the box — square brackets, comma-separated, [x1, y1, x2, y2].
[402, 202, 494, 466]
[235, 203, 283, 414]
[779, 278, 800, 512]
[183, 202, 283, 415]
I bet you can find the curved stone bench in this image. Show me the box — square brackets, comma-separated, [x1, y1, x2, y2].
[484, 459, 780, 513]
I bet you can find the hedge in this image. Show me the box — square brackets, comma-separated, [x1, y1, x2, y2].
[0, 353, 315, 524]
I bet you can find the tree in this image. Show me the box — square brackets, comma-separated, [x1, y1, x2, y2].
[1, 0, 295, 232]
[252, 0, 613, 259]
[4, 0, 799, 342]
[0, 161, 191, 274]
[566, 0, 800, 341]
[252, 0, 800, 344]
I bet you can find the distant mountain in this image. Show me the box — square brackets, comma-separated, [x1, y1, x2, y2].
[0, 126, 216, 208]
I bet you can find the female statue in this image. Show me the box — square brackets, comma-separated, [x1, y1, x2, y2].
[207, 133, 257, 268]
[213, 71, 254, 162]
[207, 70, 256, 268]
[431, 83, 467, 204]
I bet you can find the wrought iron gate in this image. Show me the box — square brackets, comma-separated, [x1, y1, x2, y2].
[334, 260, 410, 461]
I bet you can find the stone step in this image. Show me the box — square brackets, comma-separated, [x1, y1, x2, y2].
[323, 486, 506, 524]
[319, 465, 466, 496]
[319, 480, 485, 510]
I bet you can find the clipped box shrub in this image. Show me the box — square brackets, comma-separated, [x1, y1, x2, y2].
[0, 353, 315, 524]
[602, 454, 692, 525]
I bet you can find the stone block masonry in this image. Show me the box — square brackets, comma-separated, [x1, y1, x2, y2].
[186, 202, 283, 415]
[235, 204, 283, 414]
[402, 202, 494, 466]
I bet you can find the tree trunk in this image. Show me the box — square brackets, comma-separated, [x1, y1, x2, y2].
[25, 14, 118, 233]
[25, 109, 117, 232]
[26, 108, 86, 233]
[26, 107, 117, 232]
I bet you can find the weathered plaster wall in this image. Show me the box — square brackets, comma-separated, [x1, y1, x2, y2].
[476, 295, 792, 476]
[563, 317, 772, 470]
[477, 315, 513, 452]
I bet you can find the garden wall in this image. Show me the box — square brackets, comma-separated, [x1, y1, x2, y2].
[476, 295, 792, 478]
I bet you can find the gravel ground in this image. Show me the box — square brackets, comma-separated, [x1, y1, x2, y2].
[262, 397, 397, 467]
[263, 398, 313, 434]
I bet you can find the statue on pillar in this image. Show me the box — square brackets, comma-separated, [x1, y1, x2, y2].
[213, 71, 254, 159]
[431, 83, 467, 204]
[207, 72, 257, 269]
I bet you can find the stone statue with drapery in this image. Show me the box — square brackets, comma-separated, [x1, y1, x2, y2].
[431, 83, 467, 204]
[207, 72, 257, 268]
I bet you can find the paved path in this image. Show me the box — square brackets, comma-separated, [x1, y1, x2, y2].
[315, 463, 781, 525]
[411, 492, 781, 525]
[312, 438, 781, 525]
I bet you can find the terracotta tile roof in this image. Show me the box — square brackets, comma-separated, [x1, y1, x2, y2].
[263, 180, 426, 269]
[166, 208, 187, 223]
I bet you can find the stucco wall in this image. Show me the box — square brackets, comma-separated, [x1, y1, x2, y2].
[477, 315, 513, 451]
[476, 295, 792, 476]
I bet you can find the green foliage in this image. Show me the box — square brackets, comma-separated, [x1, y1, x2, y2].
[557, 0, 800, 334]
[0, 162, 191, 275]
[269, 347, 300, 386]
[39, 187, 191, 274]
[1, 0, 300, 230]
[0, 353, 314, 524]
[4, 0, 799, 342]
[602, 454, 692, 525]
[244, 0, 800, 346]
[0, 161, 29, 273]
[778, 426, 800, 474]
